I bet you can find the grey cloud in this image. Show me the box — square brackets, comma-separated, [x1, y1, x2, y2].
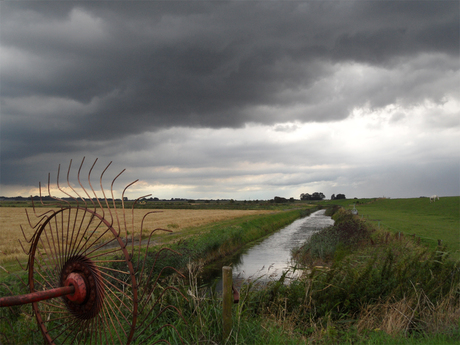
[1, 1, 459, 191]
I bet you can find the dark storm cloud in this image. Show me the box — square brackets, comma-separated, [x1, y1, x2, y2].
[1, 1, 458, 190]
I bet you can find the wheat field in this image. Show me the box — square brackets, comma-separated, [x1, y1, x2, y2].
[0, 207, 272, 264]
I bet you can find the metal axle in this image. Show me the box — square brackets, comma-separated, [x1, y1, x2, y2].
[1, 272, 87, 308]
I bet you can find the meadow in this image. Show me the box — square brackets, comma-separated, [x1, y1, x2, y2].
[320, 196, 460, 260]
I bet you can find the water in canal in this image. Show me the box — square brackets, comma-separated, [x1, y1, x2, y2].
[202, 209, 334, 286]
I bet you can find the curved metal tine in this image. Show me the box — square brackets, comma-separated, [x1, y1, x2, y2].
[137, 229, 173, 278]
[79, 158, 97, 212]
[47, 169, 69, 208]
[28, 199, 55, 225]
[19, 222, 34, 245]
[98, 161, 115, 230]
[15, 256, 28, 272]
[64, 159, 92, 261]
[18, 237, 32, 256]
[87, 158, 107, 221]
[128, 193, 151, 250]
[123, 183, 140, 246]
[59, 159, 80, 205]
[109, 168, 128, 241]
[135, 211, 164, 271]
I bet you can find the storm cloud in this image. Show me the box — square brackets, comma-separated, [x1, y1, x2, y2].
[1, 1, 458, 200]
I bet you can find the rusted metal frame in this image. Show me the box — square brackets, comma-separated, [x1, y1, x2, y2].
[41, 312, 78, 325]
[66, 207, 93, 260]
[51, 210, 64, 271]
[97, 314, 108, 345]
[49, 167, 71, 208]
[100, 315, 110, 345]
[87, 159, 107, 225]
[91, 259, 127, 263]
[97, 286, 132, 331]
[39, 300, 67, 310]
[70, 209, 118, 259]
[33, 246, 59, 293]
[39, 220, 60, 269]
[66, 317, 94, 345]
[87, 314, 101, 345]
[71, 204, 138, 343]
[29, 194, 56, 223]
[39, 222, 61, 280]
[98, 309, 116, 345]
[68, 212, 107, 259]
[99, 306, 119, 345]
[85, 246, 124, 260]
[125, 189, 150, 253]
[63, 204, 79, 265]
[96, 271, 134, 309]
[84, 318, 97, 345]
[0, 286, 56, 308]
[109, 169, 128, 244]
[100, 298, 126, 344]
[63, 207, 76, 267]
[56, 161, 83, 264]
[27, 208, 67, 343]
[36, 225, 61, 282]
[98, 162, 115, 231]
[73, 158, 89, 209]
[58, 208, 69, 270]
[97, 270, 134, 301]
[62, 318, 85, 345]
[32, 249, 59, 292]
[77, 158, 98, 216]
[46, 314, 81, 344]
[97, 265, 131, 276]
[24, 208, 48, 239]
[70, 217, 111, 258]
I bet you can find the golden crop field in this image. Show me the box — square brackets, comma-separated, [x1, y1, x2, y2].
[0, 207, 272, 264]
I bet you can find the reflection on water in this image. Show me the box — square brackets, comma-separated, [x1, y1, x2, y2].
[201, 209, 334, 286]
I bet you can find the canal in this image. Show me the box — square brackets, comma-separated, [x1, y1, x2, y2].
[202, 209, 334, 286]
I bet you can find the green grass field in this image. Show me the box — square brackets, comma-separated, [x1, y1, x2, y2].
[321, 196, 460, 260]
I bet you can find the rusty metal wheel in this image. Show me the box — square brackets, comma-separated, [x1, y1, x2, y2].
[29, 206, 138, 344]
[0, 158, 187, 344]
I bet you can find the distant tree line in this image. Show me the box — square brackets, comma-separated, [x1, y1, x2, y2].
[300, 192, 346, 200]
[273, 196, 295, 203]
[300, 192, 325, 200]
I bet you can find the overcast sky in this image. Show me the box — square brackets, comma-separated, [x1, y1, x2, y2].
[1, 0, 459, 201]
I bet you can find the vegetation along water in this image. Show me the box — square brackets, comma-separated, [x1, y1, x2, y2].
[1, 197, 459, 344]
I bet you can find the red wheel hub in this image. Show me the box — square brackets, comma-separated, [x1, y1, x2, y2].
[64, 272, 87, 304]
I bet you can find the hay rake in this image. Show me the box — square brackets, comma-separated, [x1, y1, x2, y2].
[0, 158, 186, 344]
